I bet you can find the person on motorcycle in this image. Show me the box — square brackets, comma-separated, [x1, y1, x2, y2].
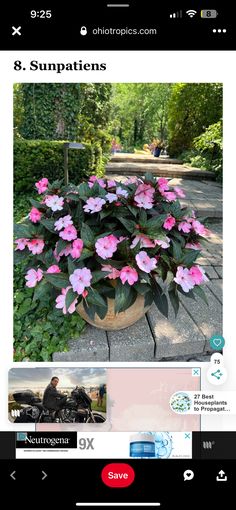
[43, 377, 67, 412]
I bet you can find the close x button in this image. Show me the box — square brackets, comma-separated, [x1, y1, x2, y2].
[101, 463, 135, 488]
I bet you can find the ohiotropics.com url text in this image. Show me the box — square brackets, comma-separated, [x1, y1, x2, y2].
[92, 26, 158, 36]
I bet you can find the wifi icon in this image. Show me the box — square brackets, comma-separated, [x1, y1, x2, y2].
[186, 9, 197, 18]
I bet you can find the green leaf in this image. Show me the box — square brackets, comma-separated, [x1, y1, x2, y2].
[14, 222, 33, 238]
[40, 218, 56, 233]
[94, 302, 108, 320]
[181, 250, 201, 267]
[65, 288, 78, 310]
[78, 182, 91, 199]
[37, 248, 55, 268]
[87, 288, 107, 308]
[139, 209, 147, 227]
[134, 282, 151, 295]
[144, 291, 154, 307]
[78, 248, 94, 262]
[146, 214, 167, 230]
[44, 272, 69, 289]
[131, 240, 141, 257]
[118, 217, 137, 233]
[30, 198, 46, 211]
[100, 209, 112, 220]
[90, 181, 107, 198]
[144, 172, 156, 184]
[193, 285, 208, 305]
[172, 240, 182, 262]
[65, 193, 80, 201]
[92, 270, 109, 284]
[56, 238, 68, 255]
[82, 302, 96, 321]
[75, 201, 85, 228]
[178, 287, 196, 300]
[115, 281, 135, 314]
[33, 281, 51, 303]
[160, 253, 171, 269]
[127, 205, 138, 217]
[152, 280, 169, 318]
[165, 271, 174, 286]
[170, 200, 184, 219]
[81, 222, 95, 248]
[138, 271, 151, 284]
[68, 256, 77, 275]
[170, 230, 186, 247]
[168, 288, 179, 317]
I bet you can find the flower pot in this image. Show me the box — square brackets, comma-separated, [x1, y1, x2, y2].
[77, 294, 151, 330]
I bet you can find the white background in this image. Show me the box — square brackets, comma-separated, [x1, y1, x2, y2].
[0, 51, 235, 434]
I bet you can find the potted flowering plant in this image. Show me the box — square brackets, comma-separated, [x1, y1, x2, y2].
[14, 173, 209, 331]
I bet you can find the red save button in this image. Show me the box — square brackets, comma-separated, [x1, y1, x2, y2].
[101, 463, 135, 488]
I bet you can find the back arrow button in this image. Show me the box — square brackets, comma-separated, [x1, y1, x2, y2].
[10, 471, 16, 480]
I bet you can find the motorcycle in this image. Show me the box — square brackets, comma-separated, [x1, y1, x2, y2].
[12, 386, 105, 423]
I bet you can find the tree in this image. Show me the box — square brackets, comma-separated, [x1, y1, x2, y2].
[167, 83, 222, 156]
[109, 83, 172, 150]
[16, 84, 81, 140]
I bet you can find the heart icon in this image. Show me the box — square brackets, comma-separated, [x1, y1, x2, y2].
[213, 339, 222, 347]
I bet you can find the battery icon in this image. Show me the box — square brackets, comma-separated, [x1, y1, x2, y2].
[201, 9, 218, 18]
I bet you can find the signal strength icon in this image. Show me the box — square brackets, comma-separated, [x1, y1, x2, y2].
[170, 10, 182, 18]
[186, 9, 197, 18]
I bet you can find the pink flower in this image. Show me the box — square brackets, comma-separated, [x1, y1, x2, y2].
[54, 215, 73, 231]
[185, 242, 202, 250]
[164, 215, 176, 231]
[46, 265, 61, 274]
[106, 192, 118, 203]
[174, 187, 186, 198]
[178, 221, 192, 233]
[59, 225, 77, 241]
[192, 220, 208, 237]
[25, 268, 43, 288]
[158, 177, 169, 192]
[88, 175, 106, 188]
[83, 197, 106, 214]
[135, 251, 157, 273]
[174, 266, 195, 293]
[124, 177, 141, 185]
[189, 266, 208, 285]
[45, 195, 64, 212]
[53, 247, 60, 263]
[82, 290, 88, 298]
[15, 238, 29, 251]
[71, 239, 83, 259]
[134, 183, 155, 209]
[107, 179, 117, 188]
[131, 234, 156, 249]
[29, 207, 42, 223]
[120, 266, 138, 285]
[102, 264, 121, 280]
[155, 237, 170, 249]
[95, 235, 118, 259]
[35, 177, 48, 194]
[116, 186, 129, 198]
[161, 191, 176, 202]
[28, 239, 45, 255]
[69, 268, 92, 295]
[55, 286, 78, 314]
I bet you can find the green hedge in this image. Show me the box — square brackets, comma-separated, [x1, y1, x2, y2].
[14, 139, 105, 193]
